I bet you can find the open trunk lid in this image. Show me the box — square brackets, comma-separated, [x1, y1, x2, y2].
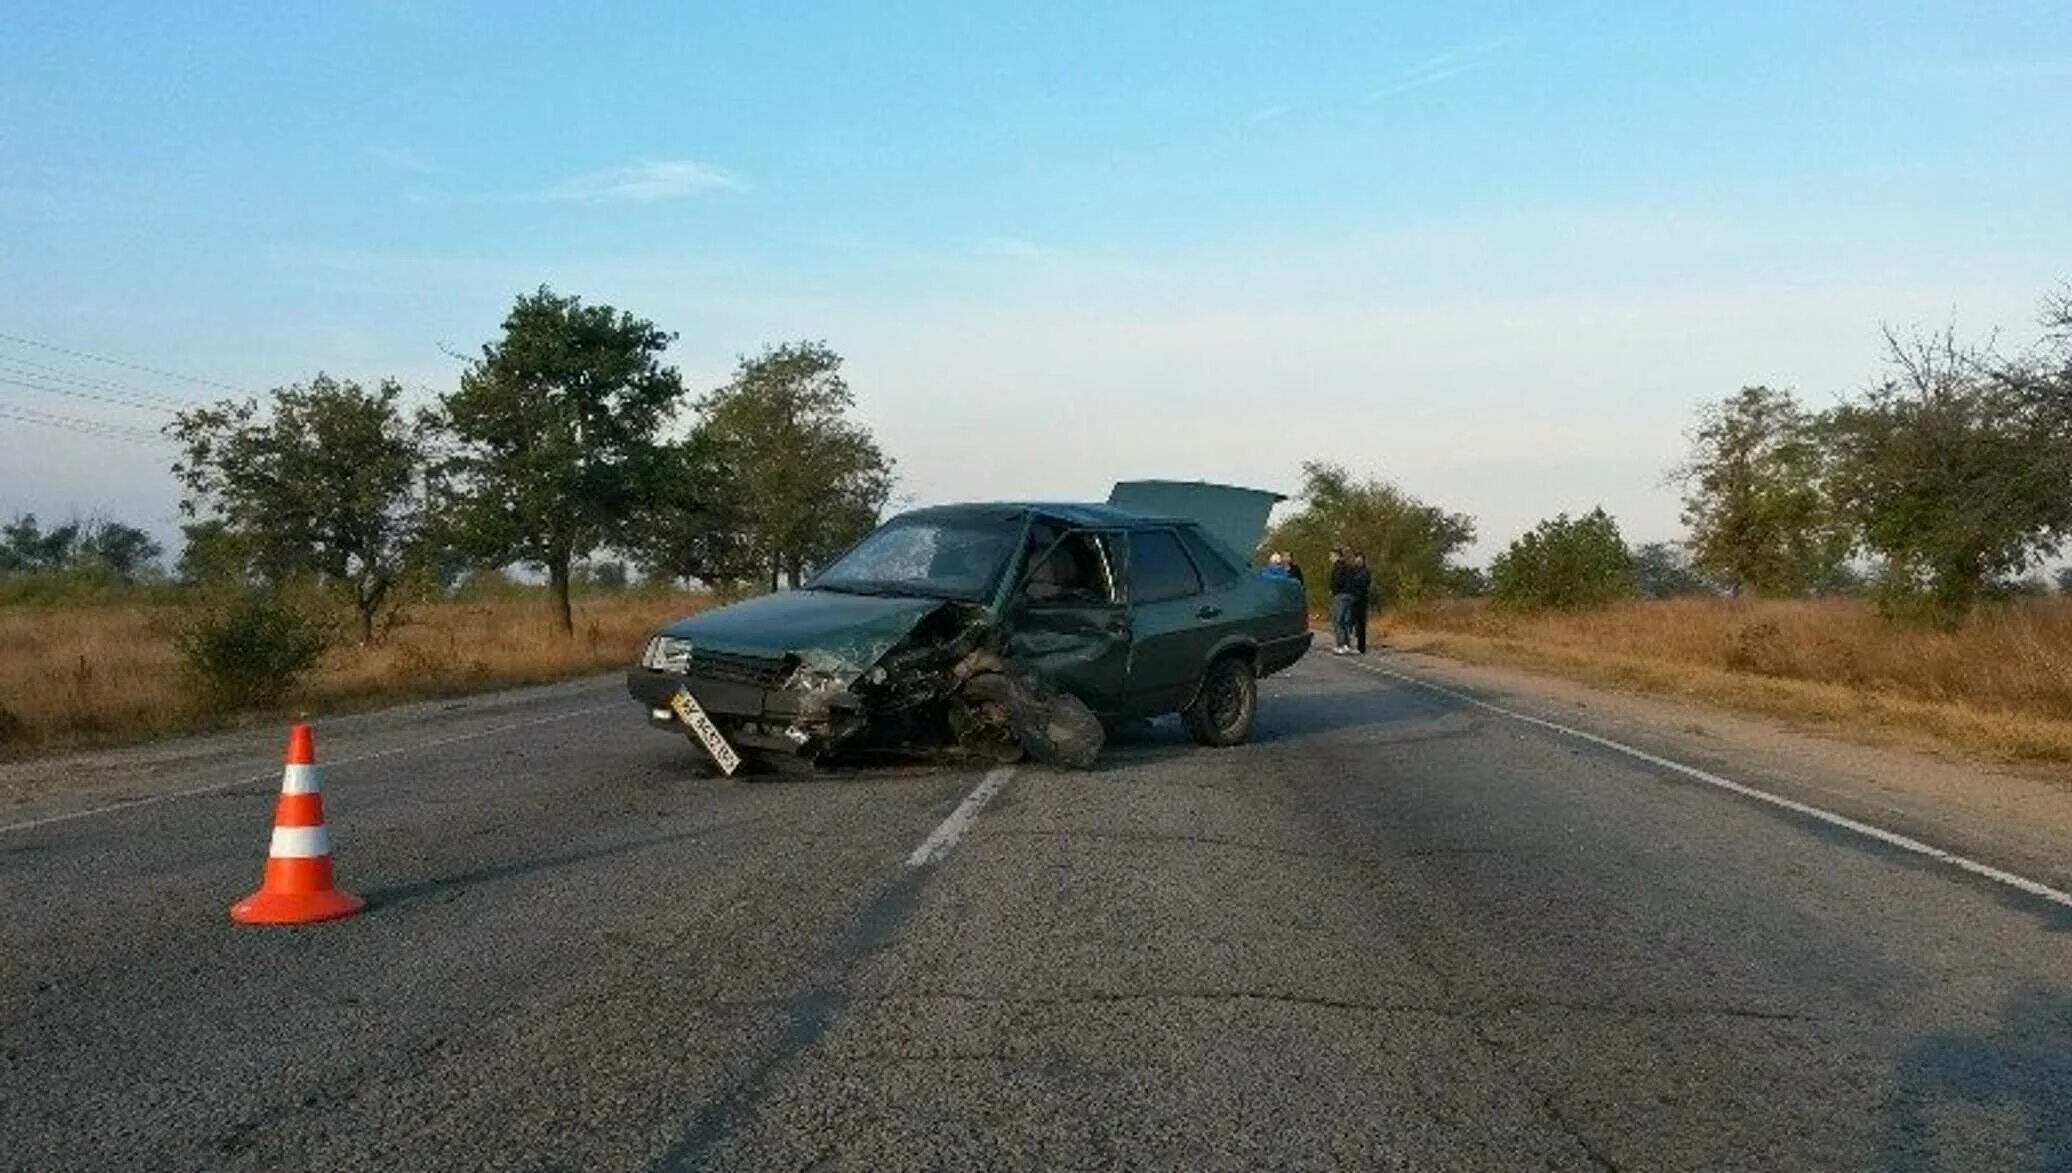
[1107, 480, 1284, 563]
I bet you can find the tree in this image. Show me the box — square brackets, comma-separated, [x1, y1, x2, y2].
[1825, 326, 2072, 624]
[171, 375, 430, 644]
[1262, 461, 1477, 609]
[697, 342, 894, 590]
[581, 560, 630, 591]
[430, 287, 687, 632]
[75, 521, 162, 581]
[1, 514, 162, 582]
[1490, 508, 1636, 609]
[624, 430, 757, 588]
[1673, 386, 1849, 595]
[1631, 541, 1716, 599]
[0, 514, 79, 573]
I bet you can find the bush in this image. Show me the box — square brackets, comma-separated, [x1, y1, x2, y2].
[175, 592, 331, 711]
[1491, 508, 1637, 610]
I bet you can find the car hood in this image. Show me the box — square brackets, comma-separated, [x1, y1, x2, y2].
[657, 589, 947, 670]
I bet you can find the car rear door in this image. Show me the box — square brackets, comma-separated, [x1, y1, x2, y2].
[1121, 527, 1222, 714]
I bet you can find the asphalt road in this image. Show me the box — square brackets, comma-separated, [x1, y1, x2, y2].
[3, 654, 2069, 1171]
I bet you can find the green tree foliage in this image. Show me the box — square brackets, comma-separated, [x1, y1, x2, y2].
[1630, 541, 1716, 599]
[170, 375, 429, 644]
[1674, 386, 1849, 595]
[174, 591, 330, 712]
[624, 430, 758, 588]
[583, 560, 630, 591]
[1825, 326, 2072, 624]
[0, 514, 80, 573]
[1491, 508, 1636, 609]
[77, 521, 163, 580]
[696, 342, 895, 590]
[0, 514, 162, 582]
[430, 287, 687, 632]
[0, 515, 164, 608]
[1262, 461, 1476, 609]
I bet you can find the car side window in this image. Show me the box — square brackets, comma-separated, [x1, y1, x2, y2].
[1128, 529, 1202, 604]
[1177, 526, 1239, 590]
[1025, 531, 1120, 606]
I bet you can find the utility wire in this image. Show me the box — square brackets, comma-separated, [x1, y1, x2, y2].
[0, 400, 166, 439]
[0, 403, 170, 445]
[0, 330, 253, 395]
[0, 373, 183, 415]
[0, 354, 198, 409]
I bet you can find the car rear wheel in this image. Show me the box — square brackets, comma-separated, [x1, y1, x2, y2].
[1183, 655, 1257, 747]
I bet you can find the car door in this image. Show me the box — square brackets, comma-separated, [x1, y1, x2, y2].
[1122, 527, 1222, 714]
[1001, 528, 1131, 714]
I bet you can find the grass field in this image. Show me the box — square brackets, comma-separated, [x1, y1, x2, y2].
[0, 591, 711, 757]
[9, 587, 2072, 768]
[1384, 596, 2072, 765]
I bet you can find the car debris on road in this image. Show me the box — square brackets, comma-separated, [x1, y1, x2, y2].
[627, 480, 1312, 772]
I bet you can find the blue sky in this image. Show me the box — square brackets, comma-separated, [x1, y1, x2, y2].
[2, 1, 2068, 560]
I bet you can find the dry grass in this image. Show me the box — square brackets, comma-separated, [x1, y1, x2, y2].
[0, 592, 712, 757]
[1385, 596, 2072, 764]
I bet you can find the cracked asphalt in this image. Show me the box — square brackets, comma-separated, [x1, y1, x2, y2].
[3, 654, 2069, 1171]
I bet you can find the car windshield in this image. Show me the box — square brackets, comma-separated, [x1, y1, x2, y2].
[809, 513, 1023, 601]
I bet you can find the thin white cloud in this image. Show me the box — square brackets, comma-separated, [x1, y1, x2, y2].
[1246, 102, 1298, 126]
[548, 160, 745, 203]
[365, 145, 444, 175]
[1369, 35, 1521, 100]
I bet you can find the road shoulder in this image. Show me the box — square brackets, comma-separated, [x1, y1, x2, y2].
[1340, 648, 2072, 898]
[0, 672, 626, 828]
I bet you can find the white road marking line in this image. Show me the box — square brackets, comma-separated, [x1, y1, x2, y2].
[907, 765, 1017, 868]
[1340, 657, 2072, 910]
[0, 702, 623, 836]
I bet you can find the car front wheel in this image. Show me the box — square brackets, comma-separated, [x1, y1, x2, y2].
[1183, 655, 1257, 747]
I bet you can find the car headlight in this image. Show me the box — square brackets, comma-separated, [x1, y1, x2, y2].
[641, 635, 694, 672]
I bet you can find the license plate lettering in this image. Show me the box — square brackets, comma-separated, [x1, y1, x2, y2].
[669, 688, 741, 775]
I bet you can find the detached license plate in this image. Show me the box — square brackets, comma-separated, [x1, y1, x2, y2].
[669, 687, 742, 776]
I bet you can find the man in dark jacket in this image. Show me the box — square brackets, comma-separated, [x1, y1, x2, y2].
[1348, 552, 1374, 654]
[1327, 549, 1356, 654]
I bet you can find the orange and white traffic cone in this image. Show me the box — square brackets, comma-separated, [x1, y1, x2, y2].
[230, 723, 364, 926]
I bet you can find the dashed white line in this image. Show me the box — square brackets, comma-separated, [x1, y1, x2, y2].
[1341, 656, 2072, 911]
[0, 702, 623, 836]
[907, 765, 1017, 868]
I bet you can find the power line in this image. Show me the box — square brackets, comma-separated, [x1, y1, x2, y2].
[0, 354, 199, 409]
[0, 373, 183, 416]
[0, 330, 253, 395]
[0, 404, 171, 445]
[0, 401, 167, 439]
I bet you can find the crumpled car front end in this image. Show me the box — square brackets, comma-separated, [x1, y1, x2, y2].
[628, 638, 875, 761]
[628, 590, 1105, 771]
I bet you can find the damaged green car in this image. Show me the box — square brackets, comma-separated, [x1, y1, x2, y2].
[626, 481, 1311, 772]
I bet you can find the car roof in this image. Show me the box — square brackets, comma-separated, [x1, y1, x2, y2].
[894, 501, 1191, 530]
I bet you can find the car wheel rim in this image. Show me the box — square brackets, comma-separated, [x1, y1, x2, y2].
[1209, 669, 1247, 732]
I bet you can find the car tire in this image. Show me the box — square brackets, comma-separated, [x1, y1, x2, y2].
[1182, 654, 1257, 747]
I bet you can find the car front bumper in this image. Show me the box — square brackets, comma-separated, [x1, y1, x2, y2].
[625, 667, 869, 757]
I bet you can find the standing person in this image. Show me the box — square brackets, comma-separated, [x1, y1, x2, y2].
[1283, 552, 1305, 586]
[1262, 552, 1290, 580]
[1349, 552, 1373, 654]
[1327, 548, 1356, 655]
